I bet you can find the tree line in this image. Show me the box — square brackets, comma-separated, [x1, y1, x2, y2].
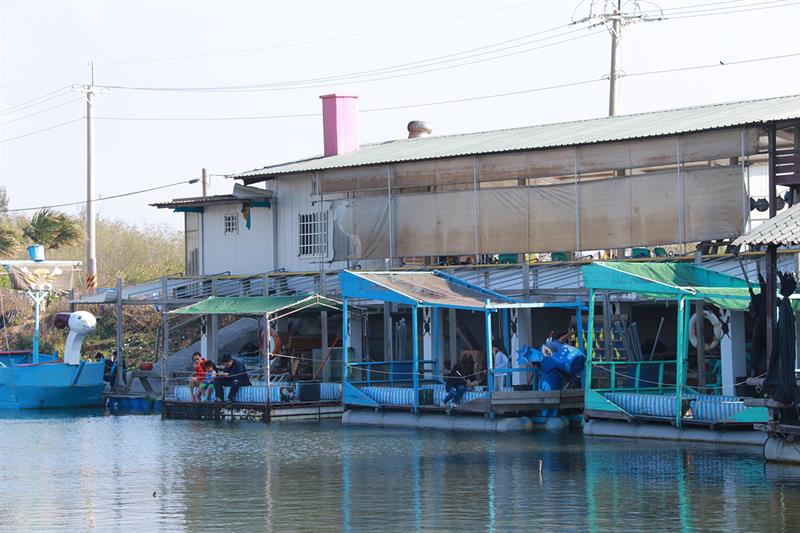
[0, 186, 184, 287]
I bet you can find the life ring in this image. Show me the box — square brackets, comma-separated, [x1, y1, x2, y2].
[260, 329, 281, 355]
[689, 310, 722, 352]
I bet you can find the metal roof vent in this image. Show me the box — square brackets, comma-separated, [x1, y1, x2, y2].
[407, 120, 432, 139]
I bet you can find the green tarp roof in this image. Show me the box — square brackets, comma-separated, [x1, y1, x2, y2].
[171, 294, 341, 316]
[582, 262, 757, 310]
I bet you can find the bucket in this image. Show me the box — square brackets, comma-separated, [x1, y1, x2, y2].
[27, 244, 45, 262]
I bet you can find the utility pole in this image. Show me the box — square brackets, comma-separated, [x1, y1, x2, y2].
[202, 168, 209, 197]
[86, 63, 97, 291]
[608, 1, 622, 116]
[75, 63, 109, 291]
[572, 0, 663, 117]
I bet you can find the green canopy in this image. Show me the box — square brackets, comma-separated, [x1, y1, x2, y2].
[171, 294, 341, 316]
[582, 262, 757, 310]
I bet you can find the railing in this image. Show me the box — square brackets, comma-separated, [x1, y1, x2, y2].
[590, 360, 678, 393]
[348, 359, 440, 386]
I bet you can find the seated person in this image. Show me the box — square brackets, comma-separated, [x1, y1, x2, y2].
[189, 352, 206, 402]
[198, 361, 217, 402]
[214, 354, 252, 402]
[441, 356, 470, 407]
[279, 385, 296, 402]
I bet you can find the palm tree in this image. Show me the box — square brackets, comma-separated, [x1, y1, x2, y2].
[23, 209, 81, 250]
[0, 225, 16, 257]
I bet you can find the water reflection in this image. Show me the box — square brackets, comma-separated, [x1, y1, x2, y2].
[2, 415, 800, 531]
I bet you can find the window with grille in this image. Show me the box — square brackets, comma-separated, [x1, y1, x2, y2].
[298, 211, 328, 258]
[224, 213, 239, 235]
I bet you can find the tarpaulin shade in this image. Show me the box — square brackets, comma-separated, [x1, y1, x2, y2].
[581, 262, 760, 310]
[171, 294, 341, 315]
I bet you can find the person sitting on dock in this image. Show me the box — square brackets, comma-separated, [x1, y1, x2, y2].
[189, 352, 206, 402]
[215, 354, 251, 403]
[441, 357, 469, 407]
[198, 361, 217, 402]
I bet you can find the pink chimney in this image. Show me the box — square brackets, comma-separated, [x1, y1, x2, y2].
[320, 94, 358, 157]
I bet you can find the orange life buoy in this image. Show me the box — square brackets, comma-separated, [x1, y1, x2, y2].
[260, 329, 281, 355]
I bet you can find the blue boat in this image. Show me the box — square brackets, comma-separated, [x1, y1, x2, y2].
[1, 256, 106, 409]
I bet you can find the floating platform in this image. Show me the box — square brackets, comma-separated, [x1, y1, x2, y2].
[162, 399, 342, 422]
[583, 419, 767, 446]
[342, 409, 582, 432]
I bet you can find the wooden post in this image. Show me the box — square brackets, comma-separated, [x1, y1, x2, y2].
[161, 277, 169, 408]
[766, 125, 778, 367]
[115, 277, 124, 391]
[448, 308, 457, 366]
[412, 305, 419, 413]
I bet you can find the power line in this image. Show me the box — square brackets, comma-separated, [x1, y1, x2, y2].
[0, 87, 71, 116]
[4, 178, 200, 213]
[90, 49, 800, 123]
[665, 0, 800, 19]
[103, 28, 601, 93]
[0, 64, 89, 90]
[0, 117, 83, 144]
[0, 97, 82, 125]
[94, 2, 537, 66]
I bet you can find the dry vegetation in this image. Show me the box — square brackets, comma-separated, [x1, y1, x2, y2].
[1, 207, 189, 365]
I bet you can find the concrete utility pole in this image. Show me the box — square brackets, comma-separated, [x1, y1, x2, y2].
[572, 0, 663, 117]
[202, 168, 209, 197]
[86, 63, 97, 290]
[76, 63, 109, 290]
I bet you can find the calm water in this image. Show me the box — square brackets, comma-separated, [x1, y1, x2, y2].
[2, 412, 800, 532]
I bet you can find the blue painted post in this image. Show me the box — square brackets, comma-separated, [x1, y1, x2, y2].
[32, 291, 41, 363]
[586, 289, 595, 390]
[412, 305, 419, 414]
[485, 307, 494, 397]
[342, 297, 349, 391]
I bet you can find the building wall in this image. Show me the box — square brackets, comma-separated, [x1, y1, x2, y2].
[201, 204, 272, 275]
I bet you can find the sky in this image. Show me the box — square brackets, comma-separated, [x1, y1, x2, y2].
[1, 0, 799, 230]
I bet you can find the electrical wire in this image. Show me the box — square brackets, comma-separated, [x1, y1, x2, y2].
[0, 87, 71, 116]
[0, 117, 83, 144]
[0, 97, 82, 126]
[105, 30, 604, 93]
[4, 178, 201, 213]
[91, 49, 800, 123]
[0, 64, 89, 90]
[94, 2, 537, 66]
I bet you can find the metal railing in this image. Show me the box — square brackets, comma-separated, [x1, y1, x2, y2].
[348, 359, 441, 386]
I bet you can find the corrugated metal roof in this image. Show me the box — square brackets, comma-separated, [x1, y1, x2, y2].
[236, 94, 800, 181]
[734, 203, 800, 247]
[151, 194, 240, 209]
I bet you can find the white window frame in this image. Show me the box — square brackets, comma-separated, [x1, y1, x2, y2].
[223, 212, 239, 235]
[298, 211, 329, 258]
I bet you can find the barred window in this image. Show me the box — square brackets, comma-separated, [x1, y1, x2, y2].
[298, 211, 328, 257]
[224, 213, 239, 235]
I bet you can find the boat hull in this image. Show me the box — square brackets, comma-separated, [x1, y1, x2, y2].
[0, 357, 105, 409]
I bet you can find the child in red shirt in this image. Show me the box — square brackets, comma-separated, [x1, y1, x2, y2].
[189, 352, 206, 402]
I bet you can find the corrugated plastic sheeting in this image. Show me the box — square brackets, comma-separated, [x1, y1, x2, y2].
[734, 202, 800, 247]
[328, 165, 745, 259]
[235, 93, 783, 179]
[171, 295, 340, 315]
[316, 128, 758, 193]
